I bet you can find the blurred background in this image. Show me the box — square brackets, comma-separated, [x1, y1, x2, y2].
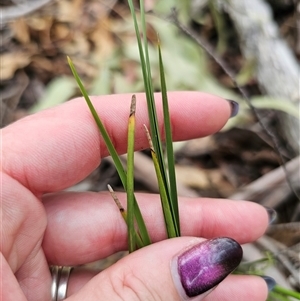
[1, 0, 299, 298]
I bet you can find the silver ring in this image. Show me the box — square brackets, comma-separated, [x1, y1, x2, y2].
[50, 266, 60, 300]
[50, 266, 73, 301]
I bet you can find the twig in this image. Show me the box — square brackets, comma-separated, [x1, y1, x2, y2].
[229, 156, 299, 207]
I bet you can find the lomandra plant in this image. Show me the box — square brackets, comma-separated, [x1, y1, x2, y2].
[68, 0, 300, 300]
[68, 0, 180, 252]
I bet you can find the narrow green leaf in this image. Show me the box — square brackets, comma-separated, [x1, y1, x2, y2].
[140, 3, 169, 193]
[158, 41, 180, 236]
[132, 201, 152, 247]
[68, 56, 151, 248]
[144, 125, 177, 238]
[107, 185, 144, 248]
[68, 57, 126, 180]
[128, 0, 167, 180]
[127, 95, 137, 252]
[273, 285, 300, 299]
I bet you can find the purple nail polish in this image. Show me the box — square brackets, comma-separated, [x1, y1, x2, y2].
[177, 237, 243, 297]
[262, 206, 277, 224]
[226, 99, 239, 118]
[260, 276, 276, 292]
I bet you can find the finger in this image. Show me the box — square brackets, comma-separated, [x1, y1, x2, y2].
[2, 92, 232, 193]
[1, 172, 51, 301]
[15, 248, 51, 301]
[203, 275, 269, 301]
[67, 272, 268, 301]
[42, 191, 269, 265]
[64, 238, 268, 301]
[1, 172, 46, 271]
[1, 253, 27, 301]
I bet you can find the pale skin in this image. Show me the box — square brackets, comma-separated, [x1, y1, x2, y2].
[2, 91, 269, 301]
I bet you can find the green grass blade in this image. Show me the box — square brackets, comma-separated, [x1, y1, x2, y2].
[68, 57, 151, 248]
[107, 185, 144, 249]
[68, 56, 126, 180]
[128, 1, 166, 171]
[138, 1, 170, 191]
[127, 1, 179, 238]
[273, 285, 300, 299]
[127, 0, 148, 90]
[144, 125, 177, 238]
[139, 0, 157, 133]
[158, 42, 180, 236]
[132, 200, 151, 247]
[127, 95, 137, 252]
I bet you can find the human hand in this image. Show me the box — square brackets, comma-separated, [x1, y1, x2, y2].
[2, 92, 273, 301]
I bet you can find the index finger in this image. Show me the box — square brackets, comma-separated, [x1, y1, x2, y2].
[2, 92, 232, 193]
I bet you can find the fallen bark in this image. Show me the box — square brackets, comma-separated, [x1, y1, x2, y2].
[222, 0, 300, 154]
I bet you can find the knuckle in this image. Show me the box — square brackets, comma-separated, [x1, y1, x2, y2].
[108, 266, 160, 301]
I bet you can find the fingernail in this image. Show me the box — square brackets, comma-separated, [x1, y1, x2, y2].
[263, 206, 277, 224]
[260, 276, 276, 292]
[174, 237, 243, 298]
[226, 99, 239, 118]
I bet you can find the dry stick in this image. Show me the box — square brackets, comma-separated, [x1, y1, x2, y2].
[229, 156, 300, 207]
[107, 184, 127, 219]
[167, 8, 299, 201]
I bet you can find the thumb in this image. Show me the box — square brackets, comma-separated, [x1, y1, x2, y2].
[65, 237, 267, 301]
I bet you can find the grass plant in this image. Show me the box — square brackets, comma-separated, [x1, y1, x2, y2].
[67, 0, 180, 249]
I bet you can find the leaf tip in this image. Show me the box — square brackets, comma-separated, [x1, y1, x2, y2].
[130, 94, 137, 116]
